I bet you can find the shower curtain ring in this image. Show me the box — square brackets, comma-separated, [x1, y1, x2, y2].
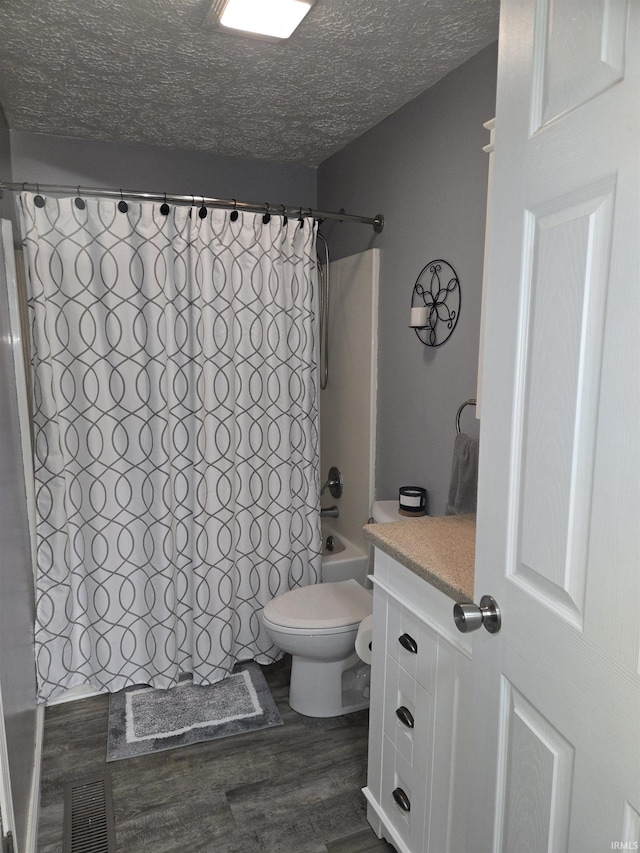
[160, 193, 170, 216]
[199, 195, 207, 219]
[262, 202, 271, 224]
[281, 204, 288, 225]
[118, 189, 128, 213]
[34, 183, 45, 208]
[74, 186, 85, 210]
[230, 199, 239, 222]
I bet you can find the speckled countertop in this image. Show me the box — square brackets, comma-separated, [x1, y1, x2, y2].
[363, 514, 476, 602]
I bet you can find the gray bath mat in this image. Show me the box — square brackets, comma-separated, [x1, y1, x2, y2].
[106, 661, 282, 761]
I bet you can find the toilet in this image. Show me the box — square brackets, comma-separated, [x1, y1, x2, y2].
[262, 578, 372, 717]
[368, 499, 414, 523]
[262, 500, 422, 718]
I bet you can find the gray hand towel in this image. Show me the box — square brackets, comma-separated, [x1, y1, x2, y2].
[445, 432, 479, 516]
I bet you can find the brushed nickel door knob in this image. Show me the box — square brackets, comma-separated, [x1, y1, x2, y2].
[453, 595, 501, 634]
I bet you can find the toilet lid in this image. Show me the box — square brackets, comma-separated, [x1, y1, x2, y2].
[263, 579, 372, 630]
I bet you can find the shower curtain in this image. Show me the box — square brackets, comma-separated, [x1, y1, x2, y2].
[18, 192, 321, 702]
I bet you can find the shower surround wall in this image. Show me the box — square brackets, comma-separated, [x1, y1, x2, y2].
[318, 43, 498, 515]
[320, 249, 379, 553]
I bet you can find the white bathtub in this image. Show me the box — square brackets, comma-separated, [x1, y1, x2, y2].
[321, 530, 370, 587]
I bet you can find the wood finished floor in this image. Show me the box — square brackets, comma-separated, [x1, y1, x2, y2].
[37, 657, 396, 852]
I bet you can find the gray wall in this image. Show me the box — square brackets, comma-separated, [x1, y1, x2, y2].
[318, 43, 498, 516]
[0, 104, 17, 235]
[9, 130, 317, 209]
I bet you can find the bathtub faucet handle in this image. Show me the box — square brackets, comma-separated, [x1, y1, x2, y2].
[320, 466, 343, 499]
[320, 505, 339, 518]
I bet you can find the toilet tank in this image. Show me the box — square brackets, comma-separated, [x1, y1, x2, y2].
[370, 500, 430, 523]
[370, 500, 402, 523]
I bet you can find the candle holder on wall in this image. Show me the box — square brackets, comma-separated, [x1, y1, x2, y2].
[409, 259, 460, 347]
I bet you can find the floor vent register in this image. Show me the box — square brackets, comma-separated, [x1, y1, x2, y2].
[63, 775, 116, 853]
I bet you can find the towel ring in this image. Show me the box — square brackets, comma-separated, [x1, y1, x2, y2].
[456, 399, 477, 434]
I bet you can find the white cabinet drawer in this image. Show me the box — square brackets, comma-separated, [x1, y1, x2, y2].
[387, 594, 438, 693]
[380, 733, 428, 852]
[383, 655, 433, 770]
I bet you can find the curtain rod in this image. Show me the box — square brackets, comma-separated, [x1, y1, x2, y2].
[0, 180, 384, 233]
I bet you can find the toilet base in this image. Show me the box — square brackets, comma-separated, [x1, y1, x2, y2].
[288, 652, 370, 717]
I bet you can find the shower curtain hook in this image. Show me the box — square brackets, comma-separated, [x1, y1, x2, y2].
[34, 183, 45, 208]
[199, 195, 207, 219]
[298, 207, 304, 228]
[230, 199, 239, 222]
[281, 204, 288, 225]
[160, 193, 170, 216]
[262, 202, 271, 224]
[74, 186, 85, 210]
[118, 189, 129, 213]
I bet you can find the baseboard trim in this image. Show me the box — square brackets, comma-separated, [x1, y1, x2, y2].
[24, 702, 45, 853]
[45, 684, 105, 707]
[362, 787, 411, 853]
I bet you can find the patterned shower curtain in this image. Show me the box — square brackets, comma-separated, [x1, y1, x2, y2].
[18, 192, 321, 702]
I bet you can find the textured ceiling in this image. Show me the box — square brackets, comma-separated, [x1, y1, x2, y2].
[0, 0, 499, 167]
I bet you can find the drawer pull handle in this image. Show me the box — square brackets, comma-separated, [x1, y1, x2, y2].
[392, 787, 411, 812]
[395, 706, 415, 728]
[398, 633, 418, 654]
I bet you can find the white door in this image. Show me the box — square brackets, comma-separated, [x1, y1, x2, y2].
[469, 1, 640, 851]
[0, 220, 39, 853]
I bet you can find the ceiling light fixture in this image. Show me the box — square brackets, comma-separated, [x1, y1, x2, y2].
[205, 0, 316, 41]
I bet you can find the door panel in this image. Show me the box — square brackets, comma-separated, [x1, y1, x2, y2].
[496, 679, 574, 853]
[515, 179, 614, 627]
[535, 0, 628, 130]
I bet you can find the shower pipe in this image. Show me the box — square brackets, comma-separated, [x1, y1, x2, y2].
[316, 231, 330, 390]
[0, 181, 385, 232]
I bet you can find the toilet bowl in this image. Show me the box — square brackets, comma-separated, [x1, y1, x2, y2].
[262, 579, 372, 718]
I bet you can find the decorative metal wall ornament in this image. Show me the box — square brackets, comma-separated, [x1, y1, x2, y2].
[409, 259, 460, 347]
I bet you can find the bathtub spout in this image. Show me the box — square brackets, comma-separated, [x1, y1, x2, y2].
[320, 505, 339, 518]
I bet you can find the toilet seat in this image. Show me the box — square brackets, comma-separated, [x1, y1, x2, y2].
[262, 579, 372, 634]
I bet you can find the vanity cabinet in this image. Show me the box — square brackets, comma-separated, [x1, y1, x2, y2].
[363, 548, 472, 853]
